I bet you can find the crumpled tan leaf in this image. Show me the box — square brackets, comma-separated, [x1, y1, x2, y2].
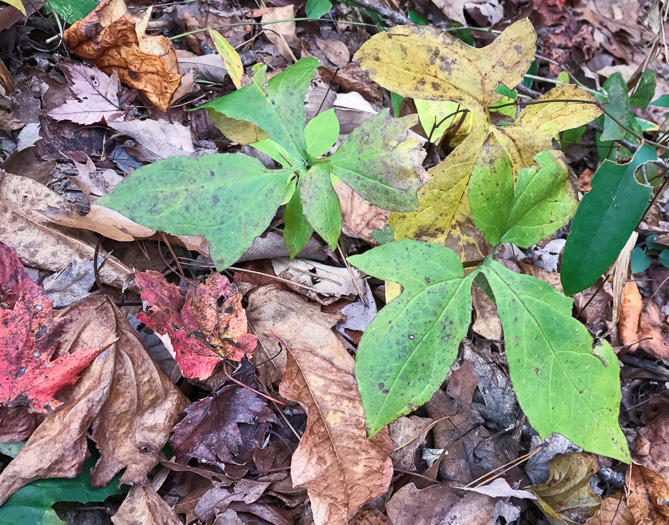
[278, 331, 393, 524]
[0, 294, 188, 504]
[112, 484, 183, 525]
[63, 0, 181, 111]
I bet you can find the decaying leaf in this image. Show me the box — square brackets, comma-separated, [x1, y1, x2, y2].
[62, 0, 181, 111]
[585, 493, 634, 525]
[112, 484, 182, 525]
[619, 281, 643, 346]
[0, 242, 110, 412]
[635, 392, 669, 482]
[0, 293, 187, 503]
[279, 341, 393, 524]
[626, 464, 669, 524]
[634, 300, 669, 359]
[136, 271, 257, 380]
[388, 416, 433, 471]
[108, 119, 195, 163]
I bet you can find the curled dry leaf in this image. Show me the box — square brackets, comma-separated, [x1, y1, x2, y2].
[0, 170, 134, 290]
[0, 242, 110, 412]
[388, 416, 433, 471]
[635, 301, 669, 359]
[0, 294, 188, 504]
[62, 0, 181, 111]
[584, 493, 634, 525]
[619, 281, 643, 347]
[334, 180, 389, 243]
[260, 5, 298, 62]
[136, 271, 257, 380]
[111, 484, 182, 525]
[626, 464, 669, 524]
[279, 342, 393, 525]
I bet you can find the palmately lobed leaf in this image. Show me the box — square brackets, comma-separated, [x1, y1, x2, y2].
[349, 240, 474, 436]
[98, 154, 296, 270]
[483, 261, 630, 463]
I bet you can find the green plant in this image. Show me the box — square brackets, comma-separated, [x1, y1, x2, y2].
[99, 57, 424, 269]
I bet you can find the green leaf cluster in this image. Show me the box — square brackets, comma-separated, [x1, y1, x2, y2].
[350, 149, 630, 463]
[99, 58, 424, 269]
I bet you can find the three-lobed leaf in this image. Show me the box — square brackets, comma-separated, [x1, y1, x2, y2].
[482, 260, 630, 463]
[561, 144, 657, 295]
[98, 154, 296, 270]
[348, 240, 474, 436]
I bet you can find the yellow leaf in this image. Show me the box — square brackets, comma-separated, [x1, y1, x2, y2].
[415, 99, 475, 146]
[354, 19, 536, 127]
[209, 29, 244, 90]
[205, 109, 269, 145]
[1, 0, 26, 15]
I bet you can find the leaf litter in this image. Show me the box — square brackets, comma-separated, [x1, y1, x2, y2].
[2, 1, 669, 524]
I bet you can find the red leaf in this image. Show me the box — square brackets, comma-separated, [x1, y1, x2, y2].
[135, 271, 257, 379]
[0, 242, 108, 412]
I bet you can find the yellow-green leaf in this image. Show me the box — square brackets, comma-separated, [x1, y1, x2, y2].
[209, 29, 244, 90]
[1, 0, 26, 15]
[354, 19, 536, 127]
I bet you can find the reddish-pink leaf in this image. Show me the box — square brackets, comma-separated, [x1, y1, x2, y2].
[0, 242, 108, 412]
[136, 271, 257, 379]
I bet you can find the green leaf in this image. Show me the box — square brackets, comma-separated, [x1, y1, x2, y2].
[251, 139, 294, 167]
[651, 94, 669, 107]
[0, 454, 122, 525]
[304, 109, 339, 158]
[630, 247, 651, 274]
[46, 0, 96, 22]
[561, 144, 657, 295]
[326, 110, 423, 211]
[601, 73, 630, 141]
[469, 139, 575, 247]
[493, 82, 517, 100]
[98, 154, 296, 270]
[348, 240, 474, 436]
[305, 0, 331, 19]
[659, 248, 669, 269]
[284, 185, 314, 258]
[300, 164, 341, 249]
[203, 58, 319, 163]
[482, 260, 630, 463]
[630, 70, 656, 111]
[391, 92, 404, 118]
[370, 223, 395, 245]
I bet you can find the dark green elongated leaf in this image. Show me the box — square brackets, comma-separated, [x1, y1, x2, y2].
[469, 139, 575, 247]
[304, 109, 339, 158]
[284, 184, 314, 258]
[601, 73, 631, 142]
[300, 164, 341, 249]
[326, 110, 424, 211]
[98, 154, 296, 270]
[0, 454, 122, 525]
[483, 261, 630, 463]
[348, 240, 474, 436]
[561, 144, 657, 295]
[630, 70, 656, 111]
[203, 58, 319, 163]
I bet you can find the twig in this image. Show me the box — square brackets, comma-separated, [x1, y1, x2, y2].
[347, 0, 411, 25]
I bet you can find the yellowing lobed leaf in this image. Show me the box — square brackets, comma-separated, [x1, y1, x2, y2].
[354, 19, 536, 126]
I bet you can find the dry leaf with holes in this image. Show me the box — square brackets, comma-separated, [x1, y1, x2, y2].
[63, 0, 181, 111]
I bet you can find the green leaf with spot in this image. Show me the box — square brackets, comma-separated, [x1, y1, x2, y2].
[469, 138, 576, 247]
[300, 164, 341, 249]
[203, 58, 319, 162]
[561, 144, 657, 295]
[348, 240, 474, 436]
[98, 154, 296, 270]
[327, 110, 424, 211]
[482, 260, 630, 463]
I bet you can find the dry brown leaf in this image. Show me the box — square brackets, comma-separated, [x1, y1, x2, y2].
[386, 483, 495, 525]
[349, 508, 388, 525]
[0, 294, 188, 503]
[389, 416, 433, 471]
[183, 12, 248, 55]
[246, 284, 347, 387]
[315, 38, 350, 68]
[279, 343, 393, 525]
[318, 64, 383, 106]
[584, 493, 634, 525]
[112, 484, 182, 525]
[472, 285, 502, 340]
[63, 0, 181, 111]
[611, 233, 637, 326]
[0, 407, 42, 442]
[620, 281, 643, 346]
[334, 181, 388, 243]
[0, 170, 134, 290]
[261, 6, 298, 62]
[626, 464, 669, 524]
[636, 301, 669, 359]
[635, 392, 669, 482]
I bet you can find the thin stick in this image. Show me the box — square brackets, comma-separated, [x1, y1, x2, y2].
[393, 416, 452, 452]
[464, 446, 543, 488]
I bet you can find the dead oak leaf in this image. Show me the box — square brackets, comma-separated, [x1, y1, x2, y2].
[0, 241, 110, 412]
[63, 0, 180, 112]
[136, 271, 257, 380]
[279, 345, 393, 525]
[112, 484, 182, 525]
